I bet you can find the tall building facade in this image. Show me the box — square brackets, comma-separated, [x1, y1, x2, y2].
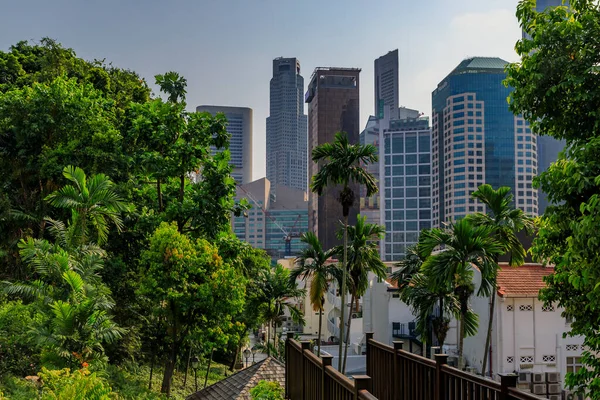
[374, 50, 399, 120]
[232, 177, 308, 259]
[306, 68, 361, 251]
[359, 116, 381, 227]
[266, 58, 308, 195]
[382, 116, 432, 261]
[431, 57, 538, 226]
[196, 105, 253, 184]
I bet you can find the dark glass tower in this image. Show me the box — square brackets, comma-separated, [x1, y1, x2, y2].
[306, 68, 361, 250]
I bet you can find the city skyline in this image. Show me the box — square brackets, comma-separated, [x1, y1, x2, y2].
[1, 0, 523, 181]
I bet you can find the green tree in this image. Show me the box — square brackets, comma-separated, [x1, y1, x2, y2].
[506, 0, 600, 395]
[291, 232, 336, 355]
[466, 184, 534, 376]
[310, 131, 378, 369]
[138, 222, 245, 396]
[335, 215, 386, 373]
[257, 264, 305, 357]
[250, 380, 285, 400]
[419, 219, 503, 369]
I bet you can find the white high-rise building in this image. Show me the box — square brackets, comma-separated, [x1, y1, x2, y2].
[196, 105, 253, 184]
[266, 57, 308, 196]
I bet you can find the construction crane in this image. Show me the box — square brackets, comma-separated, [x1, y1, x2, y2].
[236, 184, 304, 257]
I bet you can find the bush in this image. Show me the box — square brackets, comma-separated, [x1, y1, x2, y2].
[38, 367, 115, 399]
[250, 380, 284, 400]
[0, 300, 40, 377]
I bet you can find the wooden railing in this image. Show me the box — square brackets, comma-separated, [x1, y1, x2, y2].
[285, 332, 545, 400]
[285, 332, 374, 400]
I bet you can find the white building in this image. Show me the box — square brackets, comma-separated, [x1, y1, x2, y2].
[463, 263, 584, 396]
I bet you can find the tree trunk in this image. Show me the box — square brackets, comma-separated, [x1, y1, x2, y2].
[157, 178, 163, 212]
[203, 347, 214, 389]
[458, 313, 465, 370]
[148, 353, 154, 390]
[230, 344, 240, 371]
[342, 293, 355, 374]
[161, 339, 179, 396]
[438, 296, 445, 349]
[317, 309, 323, 356]
[183, 345, 192, 388]
[481, 292, 496, 376]
[338, 214, 349, 371]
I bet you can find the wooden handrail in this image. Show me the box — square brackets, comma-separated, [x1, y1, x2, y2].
[325, 365, 356, 392]
[508, 387, 549, 400]
[397, 348, 436, 368]
[358, 389, 378, 400]
[441, 364, 502, 390]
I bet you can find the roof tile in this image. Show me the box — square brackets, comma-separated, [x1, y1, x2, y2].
[496, 264, 554, 298]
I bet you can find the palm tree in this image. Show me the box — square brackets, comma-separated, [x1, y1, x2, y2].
[311, 131, 378, 369]
[419, 218, 503, 369]
[467, 184, 535, 376]
[258, 264, 305, 355]
[291, 232, 336, 355]
[45, 166, 127, 246]
[335, 216, 386, 373]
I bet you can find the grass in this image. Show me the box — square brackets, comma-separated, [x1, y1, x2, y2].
[0, 360, 231, 399]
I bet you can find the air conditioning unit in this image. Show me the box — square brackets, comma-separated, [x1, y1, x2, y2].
[548, 395, 561, 400]
[547, 372, 561, 383]
[518, 371, 532, 383]
[517, 382, 531, 391]
[563, 390, 584, 400]
[532, 372, 545, 383]
[547, 383, 561, 394]
[531, 383, 547, 395]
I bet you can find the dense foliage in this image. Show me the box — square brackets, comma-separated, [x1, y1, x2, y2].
[506, 0, 600, 396]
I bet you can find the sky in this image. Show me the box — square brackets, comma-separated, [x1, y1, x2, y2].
[1, 0, 523, 181]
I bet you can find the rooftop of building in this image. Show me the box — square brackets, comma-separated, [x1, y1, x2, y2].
[436, 57, 509, 86]
[186, 357, 285, 400]
[496, 263, 554, 298]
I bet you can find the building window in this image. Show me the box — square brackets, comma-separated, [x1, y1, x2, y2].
[542, 304, 555, 312]
[566, 344, 579, 352]
[520, 356, 534, 363]
[506, 305, 514, 312]
[519, 304, 533, 311]
[506, 356, 514, 364]
[542, 355, 556, 363]
[566, 356, 583, 374]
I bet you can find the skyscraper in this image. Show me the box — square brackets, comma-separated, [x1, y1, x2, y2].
[522, 0, 567, 214]
[374, 50, 399, 120]
[382, 115, 432, 261]
[266, 58, 308, 195]
[306, 67, 361, 251]
[431, 57, 538, 226]
[196, 105, 253, 184]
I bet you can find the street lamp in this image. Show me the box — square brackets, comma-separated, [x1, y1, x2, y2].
[191, 356, 199, 392]
[243, 348, 251, 368]
[251, 345, 257, 365]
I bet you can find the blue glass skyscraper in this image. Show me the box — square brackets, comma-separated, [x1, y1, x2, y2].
[431, 57, 539, 226]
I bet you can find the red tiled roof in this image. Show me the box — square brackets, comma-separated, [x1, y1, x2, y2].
[385, 278, 398, 290]
[496, 264, 554, 298]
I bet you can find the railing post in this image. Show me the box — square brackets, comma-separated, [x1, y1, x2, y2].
[300, 341, 311, 400]
[499, 373, 518, 400]
[285, 332, 292, 399]
[365, 332, 374, 391]
[321, 354, 333, 400]
[434, 354, 448, 400]
[353, 375, 371, 400]
[393, 341, 403, 400]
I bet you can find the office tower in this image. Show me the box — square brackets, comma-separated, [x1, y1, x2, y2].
[431, 57, 538, 226]
[382, 116, 432, 261]
[305, 67, 361, 251]
[266, 57, 308, 196]
[374, 50, 399, 120]
[196, 105, 253, 184]
[359, 116, 381, 227]
[232, 178, 308, 259]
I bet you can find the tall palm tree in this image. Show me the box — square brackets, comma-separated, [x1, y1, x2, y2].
[258, 264, 305, 355]
[467, 184, 535, 376]
[311, 131, 378, 369]
[45, 166, 127, 246]
[335, 216, 386, 373]
[291, 232, 336, 355]
[419, 218, 503, 369]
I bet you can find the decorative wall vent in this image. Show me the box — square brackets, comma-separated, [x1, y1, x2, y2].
[542, 304, 555, 312]
[519, 304, 533, 311]
[543, 355, 556, 363]
[506, 305, 514, 311]
[520, 356, 534, 363]
[566, 344, 579, 351]
[506, 356, 514, 363]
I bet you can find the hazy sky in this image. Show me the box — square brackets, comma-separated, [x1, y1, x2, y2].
[1, 0, 522, 180]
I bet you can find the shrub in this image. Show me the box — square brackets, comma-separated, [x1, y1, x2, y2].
[38, 367, 115, 399]
[0, 300, 40, 377]
[250, 380, 284, 400]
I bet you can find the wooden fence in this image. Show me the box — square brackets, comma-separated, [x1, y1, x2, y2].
[285, 332, 546, 400]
